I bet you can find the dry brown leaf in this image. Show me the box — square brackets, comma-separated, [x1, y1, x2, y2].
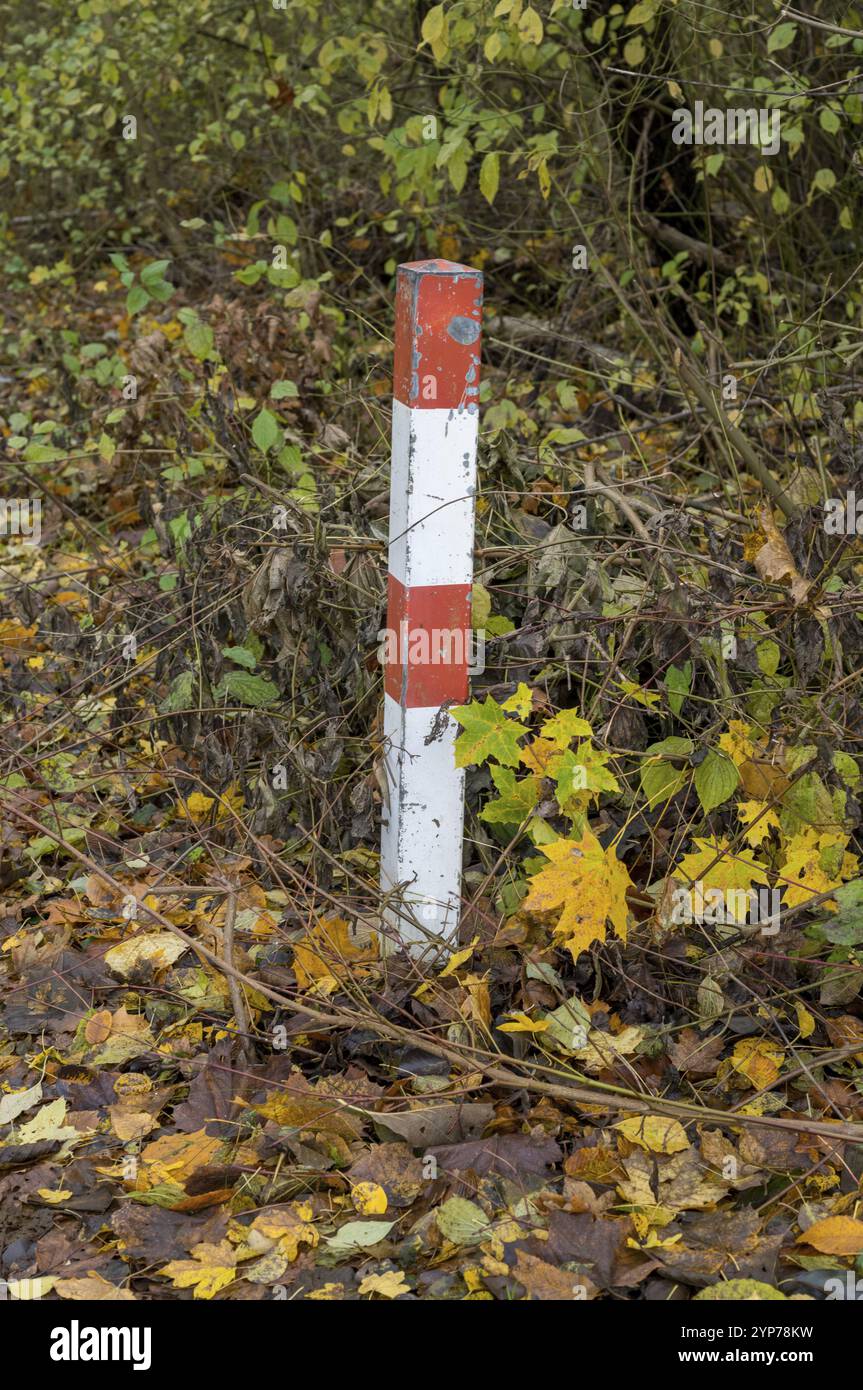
[512, 1249, 599, 1300]
[292, 916, 377, 990]
[136, 1128, 222, 1190]
[746, 508, 810, 605]
[54, 1272, 136, 1301]
[84, 1010, 113, 1045]
[109, 1106, 157, 1142]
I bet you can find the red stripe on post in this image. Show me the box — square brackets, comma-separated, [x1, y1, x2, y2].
[383, 573, 471, 707]
[392, 259, 483, 410]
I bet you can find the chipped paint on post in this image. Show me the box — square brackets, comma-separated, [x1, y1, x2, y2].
[382, 259, 483, 953]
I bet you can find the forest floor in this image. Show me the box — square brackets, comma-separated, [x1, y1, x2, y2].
[2, 242, 863, 1303]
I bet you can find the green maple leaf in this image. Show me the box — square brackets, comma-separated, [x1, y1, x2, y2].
[553, 743, 620, 809]
[452, 695, 529, 768]
[480, 765, 540, 824]
[541, 707, 593, 748]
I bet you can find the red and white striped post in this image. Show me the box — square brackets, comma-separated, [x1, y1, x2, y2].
[380, 258, 483, 954]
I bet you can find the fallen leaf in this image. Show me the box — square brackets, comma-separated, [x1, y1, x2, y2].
[160, 1240, 238, 1299]
[695, 1278, 786, 1300]
[54, 1272, 137, 1301]
[326, 1219, 395, 1254]
[352, 1181, 388, 1216]
[746, 508, 811, 605]
[512, 1249, 599, 1300]
[137, 1128, 222, 1190]
[614, 1116, 690, 1155]
[12, 1098, 80, 1146]
[796, 1215, 863, 1256]
[358, 1269, 410, 1298]
[246, 1203, 319, 1261]
[292, 916, 377, 990]
[104, 932, 188, 979]
[728, 1037, 784, 1090]
[0, 1081, 42, 1125]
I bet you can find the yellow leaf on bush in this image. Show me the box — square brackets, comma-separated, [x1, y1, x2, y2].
[540, 707, 592, 748]
[520, 736, 564, 776]
[501, 682, 534, 719]
[518, 6, 543, 44]
[523, 828, 632, 960]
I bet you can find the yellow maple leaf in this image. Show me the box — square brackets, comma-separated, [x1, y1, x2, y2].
[737, 800, 780, 848]
[541, 707, 593, 748]
[523, 828, 632, 960]
[676, 837, 769, 920]
[728, 1037, 783, 1090]
[292, 916, 377, 989]
[718, 720, 759, 769]
[359, 1270, 411, 1298]
[501, 682, 535, 719]
[520, 736, 564, 777]
[160, 1241, 237, 1300]
[780, 827, 850, 910]
[246, 1203, 319, 1261]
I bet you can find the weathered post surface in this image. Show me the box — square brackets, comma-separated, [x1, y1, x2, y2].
[380, 258, 483, 953]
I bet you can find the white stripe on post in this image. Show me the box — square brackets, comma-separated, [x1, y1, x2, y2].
[381, 258, 483, 953]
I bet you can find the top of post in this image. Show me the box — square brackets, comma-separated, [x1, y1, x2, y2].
[393, 259, 483, 412]
[398, 258, 483, 279]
